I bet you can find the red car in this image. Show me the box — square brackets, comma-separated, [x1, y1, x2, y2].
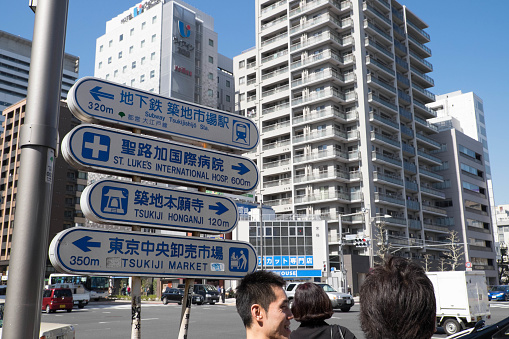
[42, 288, 73, 313]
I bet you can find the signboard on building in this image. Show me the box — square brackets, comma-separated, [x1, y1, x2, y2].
[67, 77, 258, 151]
[81, 179, 238, 233]
[61, 124, 258, 193]
[49, 228, 257, 279]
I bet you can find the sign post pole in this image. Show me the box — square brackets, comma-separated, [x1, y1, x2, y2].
[3, 1, 68, 338]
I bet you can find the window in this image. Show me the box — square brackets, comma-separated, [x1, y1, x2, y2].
[209, 39, 214, 47]
[152, 34, 156, 42]
[130, 28, 134, 36]
[114, 70, 118, 77]
[208, 73, 214, 80]
[459, 145, 481, 161]
[226, 80, 231, 88]
[119, 34, 123, 41]
[99, 45, 103, 52]
[150, 70, 155, 78]
[208, 56, 214, 63]
[140, 74, 145, 83]
[239, 93, 245, 101]
[129, 46, 134, 54]
[151, 52, 156, 60]
[239, 76, 245, 84]
[98, 62, 102, 69]
[226, 95, 231, 102]
[132, 61, 136, 69]
[239, 60, 245, 68]
[152, 15, 157, 24]
[131, 79, 135, 86]
[141, 22, 146, 30]
[141, 57, 146, 65]
[109, 40, 113, 47]
[118, 51, 122, 59]
[141, 40, 145, 48]
[208, 89, 213, 97]
[108, 57, 112, 64]
[123, 65, 127, 73]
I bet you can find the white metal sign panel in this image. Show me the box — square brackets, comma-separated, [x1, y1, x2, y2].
[67, 77, 258, 151]
[81, 179, 238, 233]
[61, 125, 258, 193]
[49, 228, 257, 279]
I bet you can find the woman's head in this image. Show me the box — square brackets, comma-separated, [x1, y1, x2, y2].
[291, 283, 333, 322]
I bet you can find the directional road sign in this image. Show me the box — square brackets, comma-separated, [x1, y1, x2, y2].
[61, 124, 258, 193]
[81, 179, 238, 233]
[49, 228, 257, 279]
[67, 77, 259, 151]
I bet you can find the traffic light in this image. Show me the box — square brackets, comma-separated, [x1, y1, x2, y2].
[323, 263, 327, 272]
[354, 237, 369, 247]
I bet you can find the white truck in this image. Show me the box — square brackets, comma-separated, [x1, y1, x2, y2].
[46, 283, 90, 309]
[426, 271, 490, 335]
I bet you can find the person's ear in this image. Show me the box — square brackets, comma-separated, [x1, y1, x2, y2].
[251, 304, 263, 323]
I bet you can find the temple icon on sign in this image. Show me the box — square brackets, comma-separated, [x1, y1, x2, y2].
[101, 186, 128, 215]
[81, 132, 110, 162]
[232, 120, 249, 146]
[229, 248, 248, 272]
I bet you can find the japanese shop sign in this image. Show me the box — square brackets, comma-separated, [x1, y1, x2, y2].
[61, 124, 258, 193]
[49, 228, 257, 279]
[67, 77, 258, 151]
[81, 179, 238, 233]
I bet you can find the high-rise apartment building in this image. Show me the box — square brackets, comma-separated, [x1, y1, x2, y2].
[0, 30, 79, 129]
[0, 101, 86, 279]
[235, 0, 452, 276]
[94, 0, 234, 112]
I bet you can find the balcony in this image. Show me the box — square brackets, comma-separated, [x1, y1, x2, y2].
[261, 32, 288, 48]
[247, 94, 257, 103]
[412, 83, 436, 102]
[368, 92, 398, 113]
[261, 0, 287, 16]
[422, 205, 448, 216]
[291, 50, 354, 70]
[375, 192, 405, 206]
[416, 132, 441, 148]
[373, 171, 403, 187]
[262, 120, 291, 133]
[262, 84, 289, 98]
[261, 49, 288, 64]
[366, 55, 395, 77]
[419, 167, 444, 181]
[402, 142, 415, 155]
[404, 161, 416, 173]
[400, 125, 414, 138]
[396, 73, 410, 88]
[409, 51, 433, 72]
[410, 66, 434, 87]
[408, 35, 432, 57]
[292, 69, 355, 89]
[394, 39, 407, 55]
[263, 158, 291, 170]
[293, 169, 359, 184]
[262, 67, 288, 81]
[398, 89, 411, 104]
[372, 151, 402, 167]
[262, 102, 290, 116]
[406, 199, 420, 211]
[414, 100, 437, 118]
[294, 190, 354, 204]
[264, 197, 293, 207]
[291, 14, 353, 36]
[392, 24, 406, 39]
[291, 31, 353, 53]
[407, 20, 430, 42]
[247, 60, 256, 69]
[365, 37, 394, 61]
[392, 7, 403, 22]
[371, 131, 400, 149]
[262, 139, 291, 151]
[289, 0, 352, 18]
[264, 177, 291, 188]
[417, 149, 442, 165]
[420, 186, 446, 199]
[293, 107, 357, 126]
[293, 128, 358, 144]
[364, 20, 392, 43]
[261, 15, 288, 31]
[395, 55, 408, 71]
[414, 115, 438, 133]
[369, 111, 399, 130]
[367, 74, 396, 94]
[292, 88, 356, 107]
[423, 222, 450, 233]
[293, 149, 360, 164]
[408, 219, 422, 230]
[399, 107, 412, 121]
[363, 2, 391, 28]
[405, 180, 418, 192]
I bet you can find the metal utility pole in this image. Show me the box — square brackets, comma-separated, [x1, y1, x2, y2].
[3, 1, 68, 338]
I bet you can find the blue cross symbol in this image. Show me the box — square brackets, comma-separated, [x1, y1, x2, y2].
[82, 132, 110, 162]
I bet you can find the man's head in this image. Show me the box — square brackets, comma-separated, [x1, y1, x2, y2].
[360, 256, 436, 339]
[236, 270, 293, 338]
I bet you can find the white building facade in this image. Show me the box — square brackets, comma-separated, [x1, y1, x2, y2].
[234, 0, 467, 279]
[94, 0, 233, 112]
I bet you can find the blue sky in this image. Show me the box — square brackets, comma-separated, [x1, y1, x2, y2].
[3, 1, 509, 204]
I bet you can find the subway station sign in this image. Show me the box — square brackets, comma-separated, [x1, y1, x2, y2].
[81, 179, 238, 233]
[61, 124, 258, 193]
[67, 77, 259, 151]
[49, 228, 257, 279]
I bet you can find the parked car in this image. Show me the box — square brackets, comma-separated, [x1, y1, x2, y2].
[0, 300, 75, 338]
[488, 285, 509, 301]
[161, 287, 203, 305]
[42, 288, 73, 313]
[192, 284, 220, 305]
[285, 282, 354, 312]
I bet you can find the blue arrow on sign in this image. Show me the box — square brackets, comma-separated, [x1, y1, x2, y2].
[232, 163, 250, 175]
[89, 86, 114, 101]
[72, 236, 101, 252]
[209, 202, 229, 215]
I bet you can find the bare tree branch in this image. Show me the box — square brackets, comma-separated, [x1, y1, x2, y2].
[443, 230, 464, 271]
[373, 220, 391, 264]
[423, 254, 432, 272]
